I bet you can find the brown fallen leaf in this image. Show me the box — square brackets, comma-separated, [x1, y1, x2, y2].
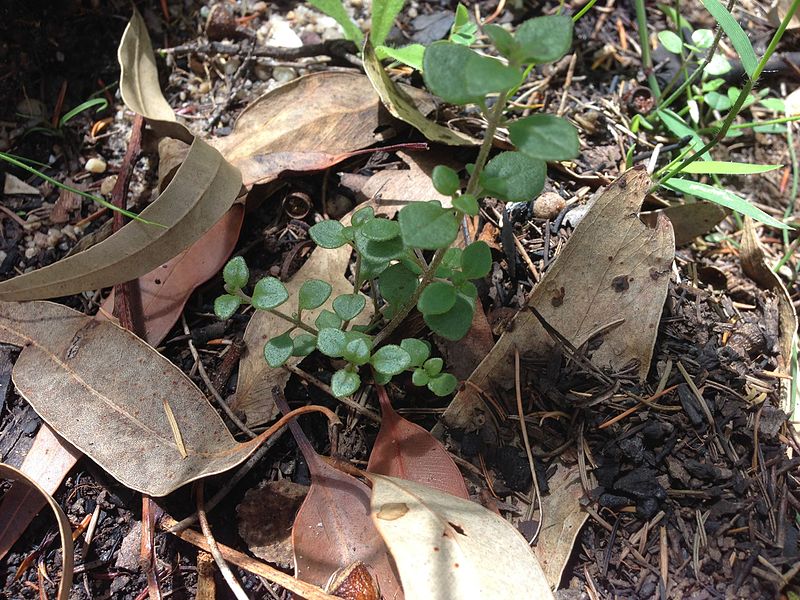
[367, 386, 469, 500]
[0, 301, 279, 496]
[101, 204, 244, 345]
[237, 479, 308, 569]
[210, 71, 435, 189]
[740, 216, 798, 427]
[440, 168, 675, 431]
[272, 393, 402, 599]
[641, 201, 728, 246]
[0, 463, 74, 600]
[533, 462, 588, 588]
[768, 0, 800, 29]
[362, 41, 478, 147]
[368, 474, 553, 599]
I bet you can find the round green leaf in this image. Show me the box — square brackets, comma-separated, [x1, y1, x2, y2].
[379, 263, 419, 306]
[344, 337, 371, 365]
[417, 281, 457, 316]
[315, 309, 343, 330]
[412, 368, 430, 386]
[222, 256, 249, 290]
[453, 194, 479, 216]
[513, 15, 573, 64]
[252, 277, 289, 310]
[432, 165, 460, 196]
[316, 327, 347, 357]
[292, 333, 317, 357]
[704, 91, 732, 112]
[461, 241, 492, 279]
[363, 237, 406, 262]
[424, 292, 475, 341]
[398, 201, 459, 250]
[479, 151, 545, 202]
[362, 218, 401, 241]
[333, 294, 366, 321]
[423, 41, 522, 105]
[310, 220, 347, 249]
[264, 332, 293, 367]
[298, 279, 333, 311]
[371, 345, 412, 376]
[214, 294, 241, 320]
[691, 29, 714, 49]
[484, 24, 517, 59]
[423, 357, 444, 376]
[657, 30, 683, 54]
[400, 338, 431, 367]
[508, 115, 580, 161]
[428, 373, 458, 396]
[332, 369, 361, 397]
[373, 370, 392, 385]
[352, 206, 375, 226]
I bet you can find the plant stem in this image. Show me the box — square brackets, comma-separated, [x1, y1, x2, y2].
[374, 91, 508, 346]
[653, 0, 800, 190]
[269, 309, 318, 335]
[633, 0, 662, 99]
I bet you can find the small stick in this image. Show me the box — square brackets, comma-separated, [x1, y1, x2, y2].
[514, 349, 542, 545]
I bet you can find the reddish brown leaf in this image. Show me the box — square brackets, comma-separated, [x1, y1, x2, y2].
[273, 393, 402, 600]
[367, 387, 469, 500]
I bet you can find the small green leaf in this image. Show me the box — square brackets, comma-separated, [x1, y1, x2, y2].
[449, 3, 478, 46]
[657, 30, 683, 53]
[298, 279, 333, 311]
[332, 369, 361, 397]
[401, 338, 430, 367]
[417, 281, 457, 316]
[509, 115, 580, 161]
[317, 327, 347, 357]
[513, 15, 573, 64]
[461, 241, 492, 279]
[484, 24, 516, 58]
[398, 201, 459, 249]
[362, 218, 401, 241]
[344, 337, 371, 365]
[264, 332, 293, 367]
[424, 291, 475, 341]
[691, 28, 714, 49]
[371, 345, 412, 375]
[423, 357, 443, 376]
[252, 277, 289, 310]
[679, 161, 782, 175]
[432, 165, 460, 196]
[373, 370, 392, 385]
[333, 294, 366, 321]
[423, 42, 522, 105]
[428, 373, 458, 396]
[759, 97, 785, 112]
[315, 310, 343, 330]
[308, 0, 363, 44]
[352, 206, 375, 226]
[662, 178, 789, 230]
[292, 333, 317, 357]
[370, 0, 404, 46]
[480, 151, 546, 202]
[412, 368, 430, 386]
[375, 44, 425, 71]
[310, 221, 348, 249]
[214, 294, 241, 320]
[379, 263, 418, 306]
[453, 194, 478, 216]
[701, 78, 726, 92]
[704, 91, 731, 112]
[355, 230, 406, 262]
[699, 0, 757, 79]
[222, 257, 249, 289]
[704, 54, 732, 76]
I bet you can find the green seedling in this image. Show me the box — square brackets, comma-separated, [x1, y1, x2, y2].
[216, 13, 578, 398]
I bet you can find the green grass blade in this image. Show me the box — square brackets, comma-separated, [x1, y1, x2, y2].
[658, 109, 710, 160]
[699, 0, 758, 79]
[679, 161, 782, 175]
[663, 178, 788, 229]
[308, 0, 363, 43]
[0, 151, 164, 227]
[58, 98, 108, 128]
[370, 0, 404, 46]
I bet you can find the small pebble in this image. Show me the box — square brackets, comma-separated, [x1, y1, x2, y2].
[100, 175, 117, 196]
[272, 66, 297, 83]
[24, 247, 37, 260]
[251, 1, 268, 15]
[532, 191, 565, 220]
[85, 157, 107, 174]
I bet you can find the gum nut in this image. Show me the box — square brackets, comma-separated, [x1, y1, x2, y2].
[85, 157, 107, 174]
[533, 192, 565, 220]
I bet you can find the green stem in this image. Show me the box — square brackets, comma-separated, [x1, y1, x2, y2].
[633, 0, 661, 99]
[693, 114, 800, 135]
[653, 0, 800, 190]
[234, 288, 318, 335]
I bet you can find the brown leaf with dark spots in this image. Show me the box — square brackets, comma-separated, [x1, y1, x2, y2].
[367, 387, 469, 500]
[272, 393, 403, 599]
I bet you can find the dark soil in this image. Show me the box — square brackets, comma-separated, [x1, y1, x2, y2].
[1, 0, 798, 599]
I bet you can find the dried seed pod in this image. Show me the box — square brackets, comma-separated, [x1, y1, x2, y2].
[533, 191, 565, 220]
